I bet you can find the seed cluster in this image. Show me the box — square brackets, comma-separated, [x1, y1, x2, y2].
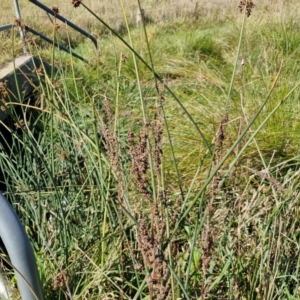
[238, 0, 255, 17]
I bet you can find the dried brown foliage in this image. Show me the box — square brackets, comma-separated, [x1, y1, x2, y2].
[201, 111, 228, 298]
[128, 124, 151, 200]
[126, 101, 181, 299]
[100, 97, 126, 205]
[99, 96, 182, 298]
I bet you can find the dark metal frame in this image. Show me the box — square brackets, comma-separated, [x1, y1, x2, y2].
[0, 24, 14, 32]
[0, 0, 98, 63]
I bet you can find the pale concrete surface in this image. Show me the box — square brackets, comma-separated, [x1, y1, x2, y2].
[0, 55, 51, 121]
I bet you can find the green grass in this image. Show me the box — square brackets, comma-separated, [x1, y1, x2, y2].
[2, 0, 300, 299]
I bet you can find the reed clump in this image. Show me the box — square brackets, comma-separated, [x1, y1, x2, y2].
[2, 0, 300, 299]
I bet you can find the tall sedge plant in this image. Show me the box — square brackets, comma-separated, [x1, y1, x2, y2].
[2, 0, 300, 298]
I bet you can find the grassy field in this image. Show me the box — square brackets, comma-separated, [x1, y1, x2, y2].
[2, 0, 300, 299]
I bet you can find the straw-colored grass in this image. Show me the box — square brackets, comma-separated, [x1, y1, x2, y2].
[1, 0, 299, 66]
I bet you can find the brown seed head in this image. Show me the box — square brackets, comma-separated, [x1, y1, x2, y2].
[238, 0, 255, 17]
[52, 6, 59, 14]
[53, 271, 69, 289]
[121, 53, 128, 62]
[14, 119, 26, 130]
[71, 0, 81, 8]
[54, 22, 60, 29]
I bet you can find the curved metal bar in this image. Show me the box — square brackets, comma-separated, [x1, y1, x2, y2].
[0, 192, 44, 300]
[25, 26, 88, 63]
[28, 0, 98, 52]
[0, 24, 13, 32]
